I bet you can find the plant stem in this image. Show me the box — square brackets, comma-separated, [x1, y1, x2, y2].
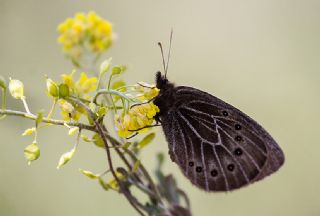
[0, 109, 95, 131]
[67, 97, 146, 216]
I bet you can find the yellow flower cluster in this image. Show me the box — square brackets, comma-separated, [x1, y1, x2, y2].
[115, 103, 160, 138]
[59, 71, 97, 121]
[57, 11, 113, 59]
[62, 71, 98, 98]
[134, 83, 160, 101]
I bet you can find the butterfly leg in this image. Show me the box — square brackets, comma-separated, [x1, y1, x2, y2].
[128, 123, 161, 132]
[126, 132, 139, 139]
[130, 98, 155, 109]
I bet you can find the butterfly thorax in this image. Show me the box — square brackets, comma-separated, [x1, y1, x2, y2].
[153, 72, 176, 120]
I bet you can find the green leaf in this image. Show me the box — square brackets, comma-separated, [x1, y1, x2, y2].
[81, 134, 91, 142]
[137, 133, 155, 149]
[24, 142, 40, 164]
[97, 107, 108, 117]
[132, 160, 141, 173]
[122, 142, 132, 149]
[98, 178, 110, 191]
[157, 152, 165, 167]
[111, 66, 121, 75]
[35, 111, 43, 128]
[92, 133, 104, 148]
[111, 80, 126, 90]
[111, 65, 126, 76]
[79, 169, 99, 180]
[59, 83, 69, 98]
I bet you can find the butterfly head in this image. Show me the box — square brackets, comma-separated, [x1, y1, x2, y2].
[156, 71, 173, 90]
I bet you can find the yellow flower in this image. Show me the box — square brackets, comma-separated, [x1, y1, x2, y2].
[76, 73, 98, 94]
[58, 72, 96, 121]
[57, 11, 113, 59]
[134, 83, 160, 101]
[61, 71, 97, 97]
[115, 103, 160, 138]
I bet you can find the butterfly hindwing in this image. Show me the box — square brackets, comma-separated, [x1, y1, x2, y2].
[160, 86, 284, 191]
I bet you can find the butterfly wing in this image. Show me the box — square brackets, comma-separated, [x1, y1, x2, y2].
[160, 86, 285, 191]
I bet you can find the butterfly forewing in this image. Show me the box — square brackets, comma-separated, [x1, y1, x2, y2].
[159, 86, 285, 191]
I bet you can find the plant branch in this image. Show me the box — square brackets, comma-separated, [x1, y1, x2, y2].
[0, 109, 95, 131]
[67, 97, 146, 216]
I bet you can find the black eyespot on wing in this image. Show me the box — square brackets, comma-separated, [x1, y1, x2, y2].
[210, 169, 218, 177]
[235, 124, 241, 130]
[189, 161, 194, 167]
[196, 166, 202, 173]
[227, 164, 235, 171]
[234, 148, 243, 156]
[222, 111, 228, 116]
[235, 135, 242, 141]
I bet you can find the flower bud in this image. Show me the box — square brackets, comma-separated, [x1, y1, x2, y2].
[100, 58, 112, 75]
[46, 78, 59, 97]
[79, 169, 99, 180]
[57, 148, 76, 169]
[0, 76, 6, 89]
[22, 127, 36, 136]
[24, 142, 40, 164]
[68, 127, 79, 136]
[9, 79, 24, 99]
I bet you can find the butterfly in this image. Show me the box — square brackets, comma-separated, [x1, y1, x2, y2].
[152, 33, 285, 192]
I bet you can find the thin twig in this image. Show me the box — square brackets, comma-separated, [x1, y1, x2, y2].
[0, 109, 95, 131]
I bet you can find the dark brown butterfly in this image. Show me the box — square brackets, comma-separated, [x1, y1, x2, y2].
[152, 35, 285, 192]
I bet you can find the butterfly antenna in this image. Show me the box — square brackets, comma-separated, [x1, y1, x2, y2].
[158, 42, 166, 74]
[165, 29, 173, 78]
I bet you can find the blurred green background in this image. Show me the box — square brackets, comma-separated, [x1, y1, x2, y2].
[0, 0, 319, 215]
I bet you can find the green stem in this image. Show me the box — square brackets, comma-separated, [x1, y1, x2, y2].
[47, 98, 57, 119]
[93, 89, 138, 104]
[21, 97, 31, 114]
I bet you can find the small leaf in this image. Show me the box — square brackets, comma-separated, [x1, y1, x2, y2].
[81, 134, 91, 142]
[59, 83, 69, 98]
[111, 65, 126, 75]
[24, 142, 40, 164]
[22, 127, 36, 136]
[68, 127, 79, 136]
[137, 133, 155, 149]
[111, 80, 126, 90]
[122, 142, 132, 149]
[98, 178, 110, 191]
[97, 107, 108, 117]
[35, 111, 43, 128]
[157, 152, 165, 167]
[57, 148, 75, 169]
[79, 169, 99, 180]
[92, 133, 104, 148]
[132, 160, 141, 173]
